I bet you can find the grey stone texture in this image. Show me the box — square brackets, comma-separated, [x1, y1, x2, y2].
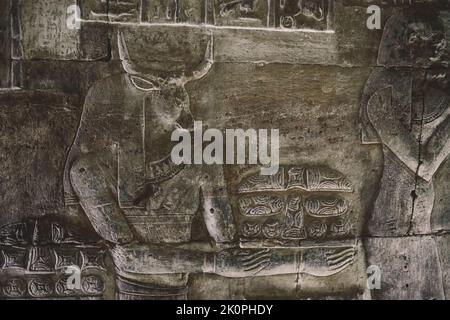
[1, 0, 450, 299]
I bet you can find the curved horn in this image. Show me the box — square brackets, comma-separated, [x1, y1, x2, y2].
[117, 30, 161, 90]
[117, 30, 137, 75]
[177, 32, 214, 85]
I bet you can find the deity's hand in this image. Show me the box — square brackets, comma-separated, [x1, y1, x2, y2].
[301, 247, 357, 277]
[214, 248, 274, 277]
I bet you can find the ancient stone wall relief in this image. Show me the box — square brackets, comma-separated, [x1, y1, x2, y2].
[229, 165, 360, 285]
[87, 0, 334, 30]
[0, 219, 110, 299]
[10, 0, 109, 60]
[359, 7, 450, 300]
[360, 11, 450, 237]
[6, 0, 450, 301]
[0, 1, 11, 88]
[61, 19, 357, 298]
[236, 166, 355, 247]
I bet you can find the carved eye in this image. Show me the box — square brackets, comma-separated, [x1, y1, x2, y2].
[130, 76, 160, 91]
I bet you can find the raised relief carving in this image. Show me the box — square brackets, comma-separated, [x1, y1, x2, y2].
[287, 167, 353, 192]
[0, 222, 29, 246]
[87, 0, 334, 30]
[239, 194, 285, 216]
[279, 0, 329, 30]
[212, 0, 270, 27]
[29, 247, 54, 272]
[238, 168, 285, 193]
[80, 249, 107, 271]
[304, 197, 349, 218]
[28, 278, 54, 298]
[360, 12, 450, 236]
[82, 275, 106, 295]
[64, 29, 355, 299]
[54, 249, 80, 269]
[2, 278, 26, 298]
[90, 0, 204, 23]
[1, 247, 27, 270]
[55, 276, 77, 296]
[90, 0, 141, 22]
[0, 219, 108, 299]
[236, 166, 354, 246]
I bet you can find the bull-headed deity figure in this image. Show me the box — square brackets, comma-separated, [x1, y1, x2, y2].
[64, 27, 356, 300]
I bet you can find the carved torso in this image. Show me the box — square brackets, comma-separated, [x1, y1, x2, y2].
[123, 163, 203, 243]
[369, 88, 450, 236]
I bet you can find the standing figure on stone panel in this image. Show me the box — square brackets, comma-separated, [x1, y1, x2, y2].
[64, 28, 355, 300]
[360, 11, 450, 236]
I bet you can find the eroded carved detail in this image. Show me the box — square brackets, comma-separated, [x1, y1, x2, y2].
[279, 0, 329, 29]
[29, 247, 53, 272]
[87, 0, 334, 30]
[0, 219, 108, 299]
[360, 11, 450, 236]
[2, 278, 26, 298]
[304, 197, 349, 218]
[28, 278, 54, 298]
[2, 248, 27, 270]
[82, 275, 106, 295]
[62, 28, 356, 299]
[236, 166, 354, 246]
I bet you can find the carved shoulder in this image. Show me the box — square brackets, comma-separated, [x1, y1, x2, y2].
[367, 86, 394, 124]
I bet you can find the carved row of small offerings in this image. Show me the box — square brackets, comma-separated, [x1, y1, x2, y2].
[238, 205, 353, 244]
[0, 245, 107, 298]
[0, 273, 105, 299]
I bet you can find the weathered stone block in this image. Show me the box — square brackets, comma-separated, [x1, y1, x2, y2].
[0, 90, 82, 225]
[13, 0, 109, 60]
[364, 236, 445, 300]
[1, 0, 450, 301]
[0, 0, 11, 88]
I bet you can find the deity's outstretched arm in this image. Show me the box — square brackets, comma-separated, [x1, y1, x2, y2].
[70, 155, 356, 278]
[111, 242, 357, 278]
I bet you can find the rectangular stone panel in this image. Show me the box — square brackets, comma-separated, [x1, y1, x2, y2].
[0, 0, 11, 87]
[213, 27, 338, 64]
[364, 237, 445, 300]
[0, 90, 82, 226]
[13, 0, 109, 60]
[85, 0, 335, 30]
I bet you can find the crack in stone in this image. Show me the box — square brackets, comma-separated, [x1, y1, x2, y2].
[408, 87, 426, 235]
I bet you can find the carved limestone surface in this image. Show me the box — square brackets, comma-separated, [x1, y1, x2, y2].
[13, 0, 109, 60]
[360, 11, 450, 237]
[86, 0, 334, 30]
[3, 0, 450, 301]
[0, 219, 110, 299]
[234, 166, 355, 247]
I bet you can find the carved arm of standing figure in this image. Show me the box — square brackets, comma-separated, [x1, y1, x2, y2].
[367, 86, 450, 182]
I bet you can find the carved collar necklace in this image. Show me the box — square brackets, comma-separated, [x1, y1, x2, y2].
[411, 90, 450, 124]
[145, 153, 185, 184]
